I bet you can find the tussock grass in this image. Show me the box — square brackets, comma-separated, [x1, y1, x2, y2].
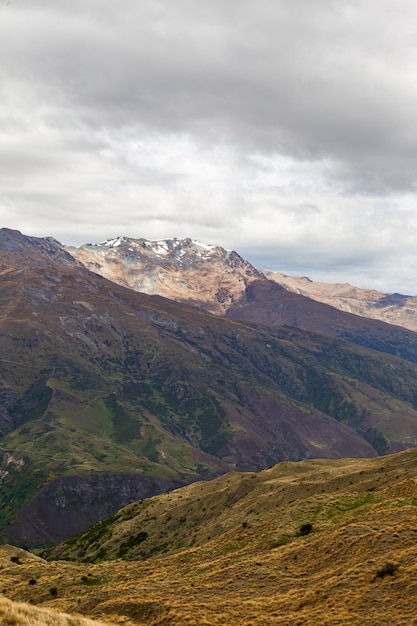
[0, 597, 110, 626]
[4, 448, 417, 624]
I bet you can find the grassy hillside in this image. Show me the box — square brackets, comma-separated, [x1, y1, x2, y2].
[48, 447, 417, 565]
[3, 263, 417, 545]
[0, 596, 110, 626]
[0, 448, 415, 625]
[3, 230, 417, 547]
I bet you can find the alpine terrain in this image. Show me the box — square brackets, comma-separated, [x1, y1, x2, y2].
[66, 236, 265, 315]
[2, 228, 417, 549]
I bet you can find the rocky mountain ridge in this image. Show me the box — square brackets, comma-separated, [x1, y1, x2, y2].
[67, 236, 264, 315]
[265, 270, 417, 333]
[67, 234, 417, 366]
[68, 235, 417, 334]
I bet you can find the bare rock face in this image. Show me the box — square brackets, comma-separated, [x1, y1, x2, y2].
[5, 473, 183, 546]
[67, 237, 265, 315]
[265, 270, 417, 333]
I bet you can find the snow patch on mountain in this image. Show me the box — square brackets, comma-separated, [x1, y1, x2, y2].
[66, 235, 265, 316]
[100, 237, 124, 248]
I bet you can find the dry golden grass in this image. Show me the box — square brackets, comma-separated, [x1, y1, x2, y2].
[3, 449, 417, 624]
[0, 596, 110, 626]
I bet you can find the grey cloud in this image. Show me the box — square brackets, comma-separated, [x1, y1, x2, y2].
[3, 0, 417, 192]
[2, 1, 417, 292]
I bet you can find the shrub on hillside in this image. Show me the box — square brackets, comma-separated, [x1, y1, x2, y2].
[10, 555, 21, 564]
[297, 522, 313, 536]
[374, 562, 398, 580]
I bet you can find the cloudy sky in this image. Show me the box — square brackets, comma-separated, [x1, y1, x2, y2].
[1, 1, 417, 293]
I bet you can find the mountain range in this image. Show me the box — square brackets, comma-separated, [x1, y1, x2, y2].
[2, 228, 417, 547]
[68, 237, 417, 363]
[265, 270, 417, 333]
[66, 236, 265, 315]
[68, 236, 417, 333]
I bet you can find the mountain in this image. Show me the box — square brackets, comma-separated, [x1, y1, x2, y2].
[2, 448, 414, 625]
[66, 236, 264, 315]
[265, 269, 417, 333]
[3, 228, 417, 548]
[69, 236, 417, 364]
[226, 279, 417, 364]
[50, 447, 417, 565]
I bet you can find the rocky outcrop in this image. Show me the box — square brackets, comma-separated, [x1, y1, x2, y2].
[67, 237, 265, 315]
[5, 473, 184, 547]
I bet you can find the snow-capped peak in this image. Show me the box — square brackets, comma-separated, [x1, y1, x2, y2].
[191, 240, 217, 252]
[100, 236, 125, 248]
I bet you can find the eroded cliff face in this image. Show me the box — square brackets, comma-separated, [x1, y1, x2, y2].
[69, 236, 417, 334]
[4, 473, 183, 547]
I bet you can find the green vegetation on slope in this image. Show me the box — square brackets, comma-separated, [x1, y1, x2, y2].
[4, 240, 417, 545]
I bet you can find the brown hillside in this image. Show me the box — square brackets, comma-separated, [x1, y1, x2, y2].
[227, 278, 417, 364]
[4, 230, 417, 547]
[1, 448, 414, 625]
[266, 269, 417, 333]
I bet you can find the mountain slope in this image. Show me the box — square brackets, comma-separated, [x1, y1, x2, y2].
[67, 236, 264, 315]
[69, 236, 417, 367]
[49, 446, 417, 564]
[0, 594, 109, 626]
[265, 269, 417, 333]
[13, 448, 414, 625]
[3, 229, 417, 547]
[226, 279, 417, 365]
[0, 230, 375, 545]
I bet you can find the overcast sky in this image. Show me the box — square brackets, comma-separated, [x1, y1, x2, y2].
[1, 1, 417, 293]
